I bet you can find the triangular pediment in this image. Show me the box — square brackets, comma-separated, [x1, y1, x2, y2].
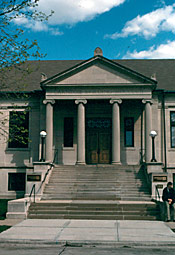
[41, 55, 156, 88]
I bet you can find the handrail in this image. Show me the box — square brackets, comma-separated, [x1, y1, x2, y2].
[155, 185, 161, 201]
[37, 162, 54, 193]
[53, 149, 58, 164]
[28, 149, 58, 200]
[37, 149, 58, 192]
[29, 184, 36, 203]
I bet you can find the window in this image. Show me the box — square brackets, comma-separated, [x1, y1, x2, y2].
[64, 117, 74, 147]
[124, 117, 134, 147]
[8, 173, 26, 191]
[8, 111, 29, 148]
[170, 112, 175, 148]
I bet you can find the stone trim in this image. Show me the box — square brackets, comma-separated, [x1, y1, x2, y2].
[142, 99, 153, 105]
[75, 99, 87, 105]
[110, 99, 122, 104]
[43, 99, 55, 105]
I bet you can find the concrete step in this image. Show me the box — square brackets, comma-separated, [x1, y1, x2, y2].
[33, 165, 154, 220]
[28, 208, 159, 214]
[46, 186, 148, 190]
[29, 202, 157, 208]
[42, 191, 150, 194]
[28, 199, 160, 221]
[42, 191, 151, 196]
[41, 197, 151, 201]
[28, 210, 159, 217]
[28, 214, 158, 220]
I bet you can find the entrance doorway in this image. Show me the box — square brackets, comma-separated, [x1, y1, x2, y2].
[86, 119, 111, 164]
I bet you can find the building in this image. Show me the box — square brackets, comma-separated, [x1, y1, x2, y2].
[1, 47, 175, 199]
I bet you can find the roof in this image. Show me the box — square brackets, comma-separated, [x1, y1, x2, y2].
[0, 58, 175, 92]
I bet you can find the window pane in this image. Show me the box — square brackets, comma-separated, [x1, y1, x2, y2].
[171, 126, 175, 147]
[171, 112, 175, 123]
[124, 117, 134, 147]
[8, 111, 29, 148]
[64, 118, 73, 147]
[125, 131, 133, 147]
[8, 173, 26, 191]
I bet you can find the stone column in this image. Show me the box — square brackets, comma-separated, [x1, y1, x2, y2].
[110, 99, 122, 164]
[75, 99, 87, 165]
[43, 99, 55, 162]
[142, 99, 152, 163]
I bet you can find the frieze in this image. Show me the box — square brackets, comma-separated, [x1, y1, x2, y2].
[47, 86, 151, 95]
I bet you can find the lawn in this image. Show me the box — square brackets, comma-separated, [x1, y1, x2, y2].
[0, 199, 10, 220]
[0, 225, 11, 233]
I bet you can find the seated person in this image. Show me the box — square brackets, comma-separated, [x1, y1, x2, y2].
[162, 182, 175, 222]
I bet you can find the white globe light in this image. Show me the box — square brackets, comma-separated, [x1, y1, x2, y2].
[40, 130, 47, 138]
[150, 130, 157, 137]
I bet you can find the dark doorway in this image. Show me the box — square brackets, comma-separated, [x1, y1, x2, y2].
[86, 119, 111, 164]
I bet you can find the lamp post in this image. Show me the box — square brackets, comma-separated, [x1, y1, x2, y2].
[40, 131, 47, 162]
[150, 130, 157, 162]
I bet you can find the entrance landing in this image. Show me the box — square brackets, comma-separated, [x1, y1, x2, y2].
[0, 219, 175, 244]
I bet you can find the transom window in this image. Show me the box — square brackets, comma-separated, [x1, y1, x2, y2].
[124, 117, 134, 147]
[170, 112, 175, 148]
[87, 119, 111, 129]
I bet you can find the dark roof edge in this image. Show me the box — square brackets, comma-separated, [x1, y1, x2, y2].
[0, 90, 43, 94]
[155, 89, 175, 93]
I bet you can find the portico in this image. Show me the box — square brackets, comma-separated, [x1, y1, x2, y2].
[41, 52, 156, 165]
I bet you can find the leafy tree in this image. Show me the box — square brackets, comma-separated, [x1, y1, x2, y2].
[0, 0, 53, 69]
[0, 0, 53, 143]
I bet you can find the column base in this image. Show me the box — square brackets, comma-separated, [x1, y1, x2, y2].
[76, 161, 86, 165]
[111, 161, 121, 165]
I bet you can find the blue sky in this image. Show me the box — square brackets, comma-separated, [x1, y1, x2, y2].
[14, 0, 175, 60]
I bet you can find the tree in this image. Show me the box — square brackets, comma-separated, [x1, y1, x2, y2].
[0, 0, 53, 143]
[0, 0, 53, 89]
[0, 0, 53, 68]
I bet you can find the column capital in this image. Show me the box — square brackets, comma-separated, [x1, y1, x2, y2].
[75, 99, 87, 105]
[142, 99, 153, 105]
[110, 99, 122, 105]
[43, 99, 55, 105]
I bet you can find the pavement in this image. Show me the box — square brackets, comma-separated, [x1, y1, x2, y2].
[0, 219, 175, 246]
[0, 219, 23, 226]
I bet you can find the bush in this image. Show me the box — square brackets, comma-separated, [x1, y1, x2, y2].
[0, 200, 10, 220]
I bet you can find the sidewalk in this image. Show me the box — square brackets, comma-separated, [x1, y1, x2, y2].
[0, 219, 175, 246]
[0, 219, 23, 226]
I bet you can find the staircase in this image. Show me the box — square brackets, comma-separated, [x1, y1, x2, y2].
[28, 165, 160, 220]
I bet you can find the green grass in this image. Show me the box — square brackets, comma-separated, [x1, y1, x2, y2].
[0, 225, 11, 233]
[0, 199, 10, 220]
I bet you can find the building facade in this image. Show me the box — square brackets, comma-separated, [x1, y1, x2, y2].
[1, 48, 175, 198]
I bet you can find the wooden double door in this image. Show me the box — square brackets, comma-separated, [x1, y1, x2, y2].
[86, 130, 111, 164]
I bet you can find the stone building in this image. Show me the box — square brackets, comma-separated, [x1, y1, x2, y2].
[1, 48, 175, 200]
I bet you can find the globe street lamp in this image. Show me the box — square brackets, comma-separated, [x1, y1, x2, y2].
[150, 130, 157, 162]
[40, 131, 47, 162]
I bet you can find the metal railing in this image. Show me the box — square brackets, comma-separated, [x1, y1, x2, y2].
[37, 162, 54, 194]
[29, 184, 36, 203]
[28, 149, 58, 203]
[155, 185, 161, 201]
